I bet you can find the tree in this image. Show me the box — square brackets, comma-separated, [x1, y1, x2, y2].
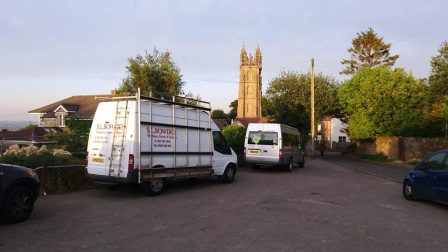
[263, 71, 341, 137]
[211, 109, 227, 119]
[338, 67, 426, 139]
[221, 125, 246, 155]
[117, 48, 184, 97]
[227, 99, 238, 121]
[426, 41, 448, 137]
[429, 41, 448, 99]
[341, 28, 399, 75]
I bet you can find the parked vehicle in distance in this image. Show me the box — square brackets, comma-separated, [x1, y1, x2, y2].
[85, 89, 237, 195]
[403, 150, 448, 204]
[0, 164, 40, 224]
[244, 123, 305, 171]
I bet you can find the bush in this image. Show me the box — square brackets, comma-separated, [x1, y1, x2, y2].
[221, 125, 246, 155]
[0, 145, 82, 169]
[342, 143, 357, 154]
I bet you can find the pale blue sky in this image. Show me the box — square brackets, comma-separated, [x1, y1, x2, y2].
[0, 0, 446, 121]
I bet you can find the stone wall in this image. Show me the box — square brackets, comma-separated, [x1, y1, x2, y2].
[356, 137, 448, 163]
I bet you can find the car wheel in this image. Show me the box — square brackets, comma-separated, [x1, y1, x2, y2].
[251, 164, 258, 170]
[142, 179, 165, 196]
[220, 164, 236, 183]
[1, 186, 35, 224]
[298, 156, 305, 168]
[403, 180, 416, 201]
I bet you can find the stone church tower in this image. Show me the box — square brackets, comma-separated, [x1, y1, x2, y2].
[237, 45, 262, 118]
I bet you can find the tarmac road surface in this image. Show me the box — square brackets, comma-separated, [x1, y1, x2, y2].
[1, 157, 447, 251]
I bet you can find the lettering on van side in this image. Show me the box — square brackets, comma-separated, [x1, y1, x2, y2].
[146, 127, 176, 149]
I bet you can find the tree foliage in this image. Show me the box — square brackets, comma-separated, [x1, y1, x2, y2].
[117, 48, 184, 97]
[227, 99, 238, 121]
[341, 28, 399, 75]
[263, 71, 341, 137]
[429, 41, 448, 100]
[338, 67, 426, 139]
[221, 125, 246, 155]
[211, 109, 227, 119]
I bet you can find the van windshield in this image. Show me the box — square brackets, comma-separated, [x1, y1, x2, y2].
[248, 131, 278, 145]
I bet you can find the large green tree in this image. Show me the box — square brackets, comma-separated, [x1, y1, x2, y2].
[338, 67, 426, 139]
[118, 48, 184, 96]
[263, 71, 341, 136]
[425, 41, 448, 137]
[341, 28, 399, 75]
[221, 125, 246, 155]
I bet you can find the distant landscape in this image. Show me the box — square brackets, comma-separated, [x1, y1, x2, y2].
[0, 121, 37, 131]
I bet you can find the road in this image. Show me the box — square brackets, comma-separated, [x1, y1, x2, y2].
[1, 156, 447, 252]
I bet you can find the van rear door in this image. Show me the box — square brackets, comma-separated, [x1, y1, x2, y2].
[246, 130, 279, 164]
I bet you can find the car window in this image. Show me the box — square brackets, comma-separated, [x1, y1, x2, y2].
[213, 131, 231, 155]
[427, 152, 447, 170]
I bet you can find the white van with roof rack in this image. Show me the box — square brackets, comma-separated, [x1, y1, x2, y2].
[85, 89, 237, 195]
[244, 123, 305, 171]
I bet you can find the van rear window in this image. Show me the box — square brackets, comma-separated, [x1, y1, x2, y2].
[248, 132, 278, 145]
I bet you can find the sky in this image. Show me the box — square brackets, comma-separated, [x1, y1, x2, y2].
[0, 0, 447, 121]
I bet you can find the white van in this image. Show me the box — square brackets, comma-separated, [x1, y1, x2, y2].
[85, 90, 237, 195]
[244, 123, 305, 171]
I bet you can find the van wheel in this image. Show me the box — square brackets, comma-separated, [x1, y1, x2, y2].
[142, 179, 165, 196]
[251, 164, 258, 170]
[220, 164, 236, 183]
[0, 186, 35, 224]
[299, 157, 305, 168]
[285, 158, 294, 172]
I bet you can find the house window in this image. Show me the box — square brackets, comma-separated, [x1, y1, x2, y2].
[338, 136, 347, 142]
[58, 114, 65, 127]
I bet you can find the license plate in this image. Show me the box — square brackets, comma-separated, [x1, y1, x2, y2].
[248, 149, 260, 154]
[92, 157, 105, 163]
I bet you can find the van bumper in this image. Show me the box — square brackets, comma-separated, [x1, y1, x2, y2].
[86, 169, 139, 184]
[245, 156, 283, 166]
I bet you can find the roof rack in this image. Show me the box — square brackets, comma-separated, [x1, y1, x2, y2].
[96, 88, 211, 111]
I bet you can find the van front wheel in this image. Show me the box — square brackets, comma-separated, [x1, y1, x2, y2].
[142, 179, 165, 196]
[220, 164, 236, 183]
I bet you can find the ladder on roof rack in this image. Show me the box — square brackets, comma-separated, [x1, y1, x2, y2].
[108, 99, 130, 177]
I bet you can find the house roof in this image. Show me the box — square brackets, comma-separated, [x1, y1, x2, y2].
[0, 127, 51, 141]
[213, 119, 228, 130]
[233, 117, 270, 128]
[29, 95, 108, 120]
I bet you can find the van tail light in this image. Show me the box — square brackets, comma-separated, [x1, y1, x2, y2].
[84, 152, 89, 167]
[279, 149, 283, 160]
[128, 154, 134, 171]
[243, 147, 246, 158]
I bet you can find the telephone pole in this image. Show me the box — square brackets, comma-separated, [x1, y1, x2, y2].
[310, 58, 315, 159]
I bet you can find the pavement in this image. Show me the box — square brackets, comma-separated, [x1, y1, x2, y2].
[314, 152, 413, 183]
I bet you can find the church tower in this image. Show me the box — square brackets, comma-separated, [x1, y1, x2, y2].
[237, 45, 262, 118]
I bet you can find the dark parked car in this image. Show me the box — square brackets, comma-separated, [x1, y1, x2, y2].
[0, 164, 40, 223]
[403, 150, 448, 204]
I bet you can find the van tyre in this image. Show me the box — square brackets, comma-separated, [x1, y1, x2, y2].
[299, 157, 305, 168]
[220, 164, 236, 183]
[142, 179, 165, 196]
[1, 186, 35, 224]
[286, 158, 294, 172]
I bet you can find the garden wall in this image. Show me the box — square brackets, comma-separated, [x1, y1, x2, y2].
[356, 137, 448, 163]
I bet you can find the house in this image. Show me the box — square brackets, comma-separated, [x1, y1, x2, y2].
[213, 119, 228, 130]
[0, 127, 55, 154]
[29, 95, 109, 128]
[318, 116, 350, 150]
[232, 117, 270, 128]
